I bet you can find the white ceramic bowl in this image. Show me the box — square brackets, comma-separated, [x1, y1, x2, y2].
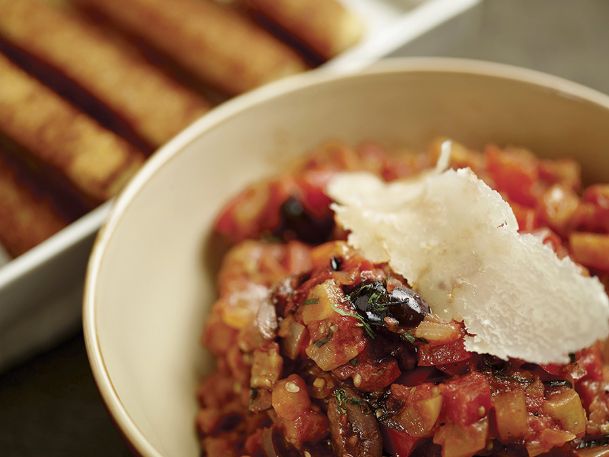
[84, 58, 609, 457]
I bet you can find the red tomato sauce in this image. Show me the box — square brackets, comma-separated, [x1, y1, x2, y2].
[198, 140, 609, 457]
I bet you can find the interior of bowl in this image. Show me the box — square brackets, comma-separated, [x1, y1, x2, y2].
[85, 59, 609, 457]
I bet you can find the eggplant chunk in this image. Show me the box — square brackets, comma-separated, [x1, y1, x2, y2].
[261, 427, 300, 457]
[327, 388, 382, 457]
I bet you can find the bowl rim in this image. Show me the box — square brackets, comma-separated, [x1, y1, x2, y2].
[83, 57, 609, 457]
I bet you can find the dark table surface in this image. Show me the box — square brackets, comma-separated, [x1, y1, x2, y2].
[2, 0, 609, 455]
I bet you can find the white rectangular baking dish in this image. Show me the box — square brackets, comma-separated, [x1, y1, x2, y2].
[0, 0, 480, 370]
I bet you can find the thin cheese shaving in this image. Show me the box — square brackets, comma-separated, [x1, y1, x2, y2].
[328, 168, 609, 364]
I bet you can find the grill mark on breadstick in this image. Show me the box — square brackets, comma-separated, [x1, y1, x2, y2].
[245, 9, 325, 68]
[75, 0, 308, 95]
[0, 41, 154, 154]
[0, 0, 209, 151]
[76, 7, 231, 106]
[0, 54, 144, 205]
[245, 0, 364, 60]
[0, 134, 89, 216]
[0, 146, 72, 258]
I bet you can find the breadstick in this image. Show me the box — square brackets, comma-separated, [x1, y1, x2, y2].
[0, 54, 144, 205]
[246, 0, 363, 59]
[76, 0, 308, 95]
[0, 148, 70, 257]
[0, 0, 209, 150]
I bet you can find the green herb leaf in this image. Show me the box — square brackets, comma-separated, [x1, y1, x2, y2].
[400, 332, 416, 344]
[333, 388, 362, 415]
[334, 388, 348, 414]
[313, 328, 334, 347]
[332, 303, 375, 339]
[400, 331, 427, 344]
[357, 321, 376, 339]
[348, 282, 389, 314]
[348, 396, 363, 406]
[304, 298, 319, 305]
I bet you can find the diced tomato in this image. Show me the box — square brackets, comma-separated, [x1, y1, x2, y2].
[214, 177, 296, 242]
[531, 229, 568, 257]
[572, 185, 609, 233]
[352, 358, 401, 392]
[214, 182, 270, 241]
[296, 170, 334, 219]
[384, 427, 419, 457]
[576, 380, 602, 410]
[576, 345, 604, 383]
[264, 178, 299, 228]
[436, 359, 474, 377]
[284, 241, 313, 275]
[390, 382, 425, 401]
[441, 372, 492, 426]
[539, 158, 581, 190]
[570, 232, 609, 271]
[538, 185, 579, 234]
[511, 201, 539, 232]
[539, 363, 564, 377]
[282, 409, 329, 447]
[583, 184, 609, 208]
[418, 337, 472, 367]
[397, 367, 437, 387]
[486, 145, 540, 207]
[573, 201, 609, 233]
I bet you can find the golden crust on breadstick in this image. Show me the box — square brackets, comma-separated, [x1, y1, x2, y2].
[246, 0, 363, 59]
[76, 0, 308, 95]
[0, 54, 144, 205]
[0, 0, 209, 150]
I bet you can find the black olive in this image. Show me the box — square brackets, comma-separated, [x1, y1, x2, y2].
[387, 287, 430, 326]
[273, 196, 334, 245]
[328, 388, 382, 457]
[347, 281, 430, 329]
[479, 355, 509, 375]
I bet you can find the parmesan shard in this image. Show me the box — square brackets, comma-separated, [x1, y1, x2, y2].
[327, 168, 609, 364]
